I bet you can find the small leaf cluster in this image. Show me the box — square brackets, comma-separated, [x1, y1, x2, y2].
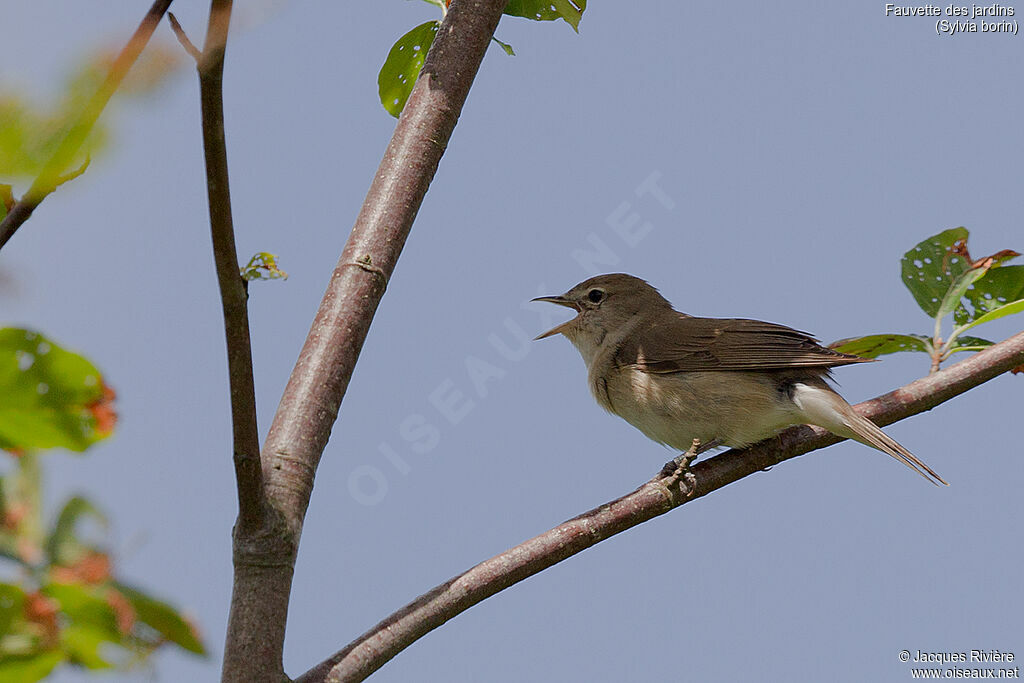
[0, 329, 206, 681]
[0, 483, 206, 681]
[832, 228, 1024, 371]
[0, 329, 114, 453]
[241, 251, 288, 281]
[378, 0, 586, 117]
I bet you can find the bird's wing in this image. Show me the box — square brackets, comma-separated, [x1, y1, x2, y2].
[617, 314, 872, 373]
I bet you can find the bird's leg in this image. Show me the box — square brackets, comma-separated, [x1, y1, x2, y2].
[658, 438, 716, 496]
[689, 438, 720, 459]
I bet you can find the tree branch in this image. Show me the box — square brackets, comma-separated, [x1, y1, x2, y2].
[296, 330, 1024, 683]
[167, 12, 202, 63]
[179, 0, 274, 679]
[221, 1, 508, 681]
[190, 0, 264, 536]
[0, 0, 174, 251]
[261, 0, 508, 533]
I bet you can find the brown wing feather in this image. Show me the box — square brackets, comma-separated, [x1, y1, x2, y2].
[618, 314, 871, 373]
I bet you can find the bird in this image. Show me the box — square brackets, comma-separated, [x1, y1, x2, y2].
[532, 273, 947, 485]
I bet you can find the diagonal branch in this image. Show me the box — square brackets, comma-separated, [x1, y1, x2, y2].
[0, 0, 174, 251]
[220, 1, 509, 681]
[260, 0, 507, 534]
[296, 330, 1024, 683]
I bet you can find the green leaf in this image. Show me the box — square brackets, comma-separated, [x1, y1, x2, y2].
[0, 456, 44, 566]
[492, 36, 516, 56]
[0, 92, 106, 182]
[0, 328, 114, 452]
[42, 583, 120, 640]
[504, 0, 587, 31]
[60, 624, 115, 670]
[0, 651, 64, 683]
[937, 265, 992, 320]
[0, 582, 26, 636]
[901, 228, 1021, 326]
[945, 335, 994, 355]
[114, 583, 207, 656]
[45, 496, 107, 567]
[0, 46, 177, 182]
[900, 227, 970, 317]
[0, 185, 11, 221]
[829, 334, 932, 359]
[0, 481, 17, 566]
[378, 21, 439, 118]
[956, 298, 1024, 336]
[240, 252, 288, 281]
[955, 266, 1024, 326]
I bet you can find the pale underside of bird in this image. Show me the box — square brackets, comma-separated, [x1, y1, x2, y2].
[533, 273, 947, 486]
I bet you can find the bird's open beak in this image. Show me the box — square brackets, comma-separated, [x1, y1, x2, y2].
[531, 295, 577, 340]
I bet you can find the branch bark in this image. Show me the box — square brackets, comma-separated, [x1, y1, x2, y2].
[260, 0, 507, 534]
[175, 1, 277, 680]
[189, 0, 264, 538]
[0, 0, 174, 251]
[221, 1, 508, 681]
[296, 331, 1024, 683]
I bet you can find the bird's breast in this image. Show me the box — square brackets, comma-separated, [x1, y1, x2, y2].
[597, 368, 804, 451]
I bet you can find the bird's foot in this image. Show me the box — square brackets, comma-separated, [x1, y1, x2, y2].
[658, 438, 709, 497]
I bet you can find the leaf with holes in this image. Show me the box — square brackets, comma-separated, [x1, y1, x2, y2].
[956, 298, 1024, 337]
[937, 263, 997, 321]
[0, 328, 115, 453]
[945, 335, 994, 355]
[504, 0, 587, 31]
[828, 334, 932, 359]
[900, 227, 970, 317]
[954, 265, 1024, 326]
[378, 21, 439, 118]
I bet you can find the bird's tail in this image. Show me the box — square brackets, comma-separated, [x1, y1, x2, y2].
[790, 382, 948, 486]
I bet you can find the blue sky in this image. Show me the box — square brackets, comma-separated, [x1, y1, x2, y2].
[3, 2, 1022, 681]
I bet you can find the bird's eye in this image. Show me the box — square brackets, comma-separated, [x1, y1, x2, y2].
[587, 288, 605, 303]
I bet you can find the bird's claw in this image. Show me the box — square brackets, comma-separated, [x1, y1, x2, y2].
[659, 438, 703, 497]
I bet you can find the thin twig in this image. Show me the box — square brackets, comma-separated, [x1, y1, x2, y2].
[190, 9, 272, 680]
[220, 1, 509, 681]
[190, 0, 264, 536]
[296, 331, 1024, 683]
[168, 12, 202, 62]
[0, 0, 175, 251]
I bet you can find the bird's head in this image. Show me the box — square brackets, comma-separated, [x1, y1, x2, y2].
[532, 273, 672, 350]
